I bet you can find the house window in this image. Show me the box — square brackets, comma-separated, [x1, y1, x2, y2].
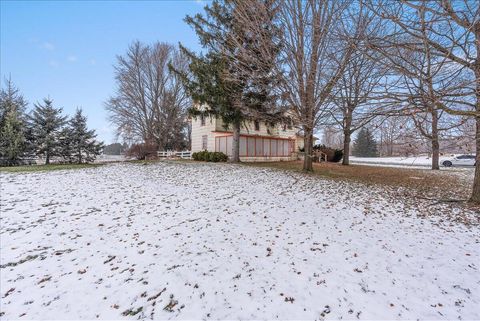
[200, 115, 206, 126]
[254, 120, 260, 131]
[202, 135, 208, 150]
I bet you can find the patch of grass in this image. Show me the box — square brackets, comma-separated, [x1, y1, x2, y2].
[126, 158, 196, 165]
[125, 158, 170, 165]
[0, 163, 103, 173]
[244, 161, 471, 200]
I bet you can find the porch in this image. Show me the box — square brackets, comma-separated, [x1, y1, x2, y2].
[214, 133, 297, 162]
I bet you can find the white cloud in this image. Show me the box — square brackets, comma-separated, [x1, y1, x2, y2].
[42, 42, 55, 51]
[67, 55, 78, 62]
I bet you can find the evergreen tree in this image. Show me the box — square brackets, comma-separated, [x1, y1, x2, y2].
[0, 109, 26, 164]
[67, 108, 103, 163]
[353, 127, 378, 157]
[174, 0, 284, 162]
[29, 98, 68, 164]
[0, 78, 27, 128]
[0, 79, 28, 164]
[58, 126, 74, 163]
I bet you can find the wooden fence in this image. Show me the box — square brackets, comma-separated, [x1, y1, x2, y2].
[157, 151, 192, 159]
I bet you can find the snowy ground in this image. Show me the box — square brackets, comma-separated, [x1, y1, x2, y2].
[1, 162, 479, 320]
[350, 155, 475, 170]
[94, 154, 128, 163]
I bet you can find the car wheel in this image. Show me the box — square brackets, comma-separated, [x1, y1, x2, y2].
[443, 161, 452, 167]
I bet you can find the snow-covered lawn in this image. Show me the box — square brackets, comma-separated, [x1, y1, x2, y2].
[350, 155, 475, 169]
[1, 162, 479, 320]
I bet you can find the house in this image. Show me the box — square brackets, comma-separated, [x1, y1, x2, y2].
[191, 112, 315, 161]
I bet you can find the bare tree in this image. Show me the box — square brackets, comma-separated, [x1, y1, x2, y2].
[366, 0, 480, 202]
[376, 116, 411, 157]
[105, 41, 190, 150]
[278, 0, 360, 171]
[330, 38, 387, 165]
[320, 125, 343, 150]
[367, 4, 468, 170]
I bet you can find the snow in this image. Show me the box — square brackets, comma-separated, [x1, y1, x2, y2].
[350, 156, 434, 166]
[350, 155, 475, 169]
[94, 154, 129, 163]
[1, 162, 479, 320]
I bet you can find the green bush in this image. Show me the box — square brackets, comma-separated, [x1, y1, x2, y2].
[333, 149, 344, 162]
[192, 150, 208, 161]
[210, 152, 228, 162]
[192, 151, 228, 162]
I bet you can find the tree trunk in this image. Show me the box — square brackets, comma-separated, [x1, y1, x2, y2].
[431, 138, 439, 170]
[342, 130, 351, 166]
[45, 150, 50, 165]
[230, 120, 241, 163]
[470, 114, 480, 203]
[303, 128, 313, 172]
[431, 110, 440, 170]
[470, 57, 480, 203]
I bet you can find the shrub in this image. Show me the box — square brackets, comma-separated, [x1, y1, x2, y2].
[333, 149, 344, 162]
[210, 152, 228, 162]
[126, 143, 158, 160]
[192, 150, 209, 161]
[192, 151, 228, 162]
[312, 144, 343, 163]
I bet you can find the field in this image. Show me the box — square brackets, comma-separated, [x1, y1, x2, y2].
[349, 155, 473, 168]
[1, 161, 479, 319]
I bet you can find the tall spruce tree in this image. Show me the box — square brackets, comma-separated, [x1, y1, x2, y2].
[65, 108, 103, 163]
[175, 0, 284, 162]
[29, 98, 67, 164]
[0, 78, 27, 128]
[0, 79, 29, 164]
[0, 109, 26, 164]
[353, 127, 378, 157]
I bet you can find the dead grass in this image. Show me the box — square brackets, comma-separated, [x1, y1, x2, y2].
[244, 161, 472, 201]
[0, 163, 103, 173]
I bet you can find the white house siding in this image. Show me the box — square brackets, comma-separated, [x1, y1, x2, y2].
[192, 115, 301, 161]
[191, 116, 217, 153]
[215, 118, 297, 139]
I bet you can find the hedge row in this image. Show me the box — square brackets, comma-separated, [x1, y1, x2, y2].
[192, 151, 228, 162]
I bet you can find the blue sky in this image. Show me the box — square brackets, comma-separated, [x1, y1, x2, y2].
[1, 0, 204, 144]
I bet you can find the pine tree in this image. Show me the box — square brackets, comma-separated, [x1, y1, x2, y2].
[0, 78, 27, 128]
[29, 98, 68, 164]
[353, 127, 378, 157]
[0, 79, 28, 164]
[0, 109, 26, 164]
[67, 108, 103, 163]
[58, 126, 74, 163]
[174, 0, 283, 162]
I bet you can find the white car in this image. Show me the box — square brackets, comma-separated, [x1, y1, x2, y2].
[442, 154, 476, 167]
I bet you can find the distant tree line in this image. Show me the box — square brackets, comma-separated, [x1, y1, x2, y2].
[103, 142, 128, 155]
[0, 79, 103, 166]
